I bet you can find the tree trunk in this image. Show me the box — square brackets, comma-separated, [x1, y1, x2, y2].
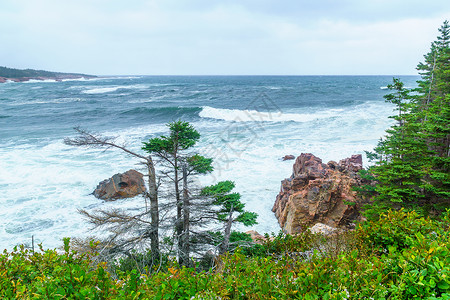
[219, 205, 234, 255]
[180, 164, 190, 266]
[174, 154, 184, 265]
[146, 158, 160, 262]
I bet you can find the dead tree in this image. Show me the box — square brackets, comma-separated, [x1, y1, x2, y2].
[64, 127, 160, 264]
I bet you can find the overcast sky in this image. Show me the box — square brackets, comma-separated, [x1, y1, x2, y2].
[1, 0, 449, 75]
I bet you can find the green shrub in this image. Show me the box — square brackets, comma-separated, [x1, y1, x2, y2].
[1, 210, 449, 299]
[0, 238, 118, 299]
[358, 209, 438, 252]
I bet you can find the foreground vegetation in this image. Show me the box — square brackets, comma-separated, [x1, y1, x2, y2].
[1, 210, 449, 299]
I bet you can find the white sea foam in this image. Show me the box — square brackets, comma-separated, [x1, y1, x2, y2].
[199, 106, 344, 123]
[7, 97, 84, 106]
[127, 96, 163, 104]
[264, 86, 282, 90]
[82, 87, 121, 94]
[0, 139, 152, 249]
[61, 77, 89, 82]
[380, 86, 413, 90]
[22, 79, 58, 83]
[81, 84, 151, 94]
[107, 76, 141, 80]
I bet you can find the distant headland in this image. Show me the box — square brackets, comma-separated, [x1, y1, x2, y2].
[0, 66, 97, 83]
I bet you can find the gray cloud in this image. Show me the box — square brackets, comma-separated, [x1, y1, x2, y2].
[1, 0, 449, 75]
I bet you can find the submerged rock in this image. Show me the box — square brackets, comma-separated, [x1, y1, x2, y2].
[93, 169, 146, 200]
[272, 153, 366, 234]
[282, 155, 296, 161]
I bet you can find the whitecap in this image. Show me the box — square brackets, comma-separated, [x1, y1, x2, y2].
[81, 84, 151, 94]
[22, 79, 58, 83]
[199, 106, 344, 123]
[61, 77, 89, 82]
[82, 87, 121, 94]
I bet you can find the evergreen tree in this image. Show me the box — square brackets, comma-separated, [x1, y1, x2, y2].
[142, 121, 213, 267]
[201, 180, 258, 254]
[412, 20, 450, 207]
[368, 21, 450, 216]
[369, 80, 429, 206]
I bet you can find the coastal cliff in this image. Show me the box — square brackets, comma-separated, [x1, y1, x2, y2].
[273, 153, 367, 234]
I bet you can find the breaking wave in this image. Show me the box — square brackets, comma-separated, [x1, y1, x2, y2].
[199, 106, 344, 123]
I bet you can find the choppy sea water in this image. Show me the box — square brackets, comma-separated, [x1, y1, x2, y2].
[0, 75, 419, 249]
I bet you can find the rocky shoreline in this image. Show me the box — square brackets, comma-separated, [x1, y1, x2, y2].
[272, 153, 369, 234]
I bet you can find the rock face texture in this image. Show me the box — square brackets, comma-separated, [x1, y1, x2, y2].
[93, 169, 146, 200]
[245, 230, 267, 244]
[272, 153, 365, 234]
[309, 223, 340, 236]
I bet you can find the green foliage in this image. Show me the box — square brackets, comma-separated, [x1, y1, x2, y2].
[0, 66, 92, 78]
[186, 154, 213, 174]
[352, 169, 377, 203]
[368, 21, 450, 216]
[138, 210, 449, 299]
[235, 212, 259, 226]
[0, 238, 119, 299]
[201, 180, 235, 196]
[142, 120, 200, 154]
[229, 231, 253, 243]
[358, 209, 438, 252]
[113, 249, 169, 275]
[201, 180, 258, 227]
[2, 210, 450, 299]
[262, 230, 323, 255]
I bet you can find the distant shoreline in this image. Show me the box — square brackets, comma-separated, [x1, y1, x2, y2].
[0, 75, 97, 83]
[0, 66, 97, 83]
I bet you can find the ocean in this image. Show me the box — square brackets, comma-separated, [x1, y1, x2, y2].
[0, 75, 419, 249]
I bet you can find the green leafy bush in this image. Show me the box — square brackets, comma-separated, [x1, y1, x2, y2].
[2, 211, 449, 299]
[358, 209, 438, 252]
[0, 238, 118, 299]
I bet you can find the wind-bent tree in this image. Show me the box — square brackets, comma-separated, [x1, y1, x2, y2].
[142, 121, 213, 266]
[201, 180, 258, 254]
[66, 122, 257, 269]
[64, 127, 160, 264]
[367, 20, 450, 216]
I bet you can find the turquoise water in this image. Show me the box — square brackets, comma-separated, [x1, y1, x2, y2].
[0, 75, 419, 249]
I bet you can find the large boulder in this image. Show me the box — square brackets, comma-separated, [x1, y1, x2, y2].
[272, 153, 367, 234]
[93, 169, 146, 200]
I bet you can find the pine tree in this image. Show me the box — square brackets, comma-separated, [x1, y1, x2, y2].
[369, 78, 428, 206]
[414, 20, 450, 207]
[368, 21, 450, 216]
[201, 180, 258, 254]
[142, 121, 213, 267]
